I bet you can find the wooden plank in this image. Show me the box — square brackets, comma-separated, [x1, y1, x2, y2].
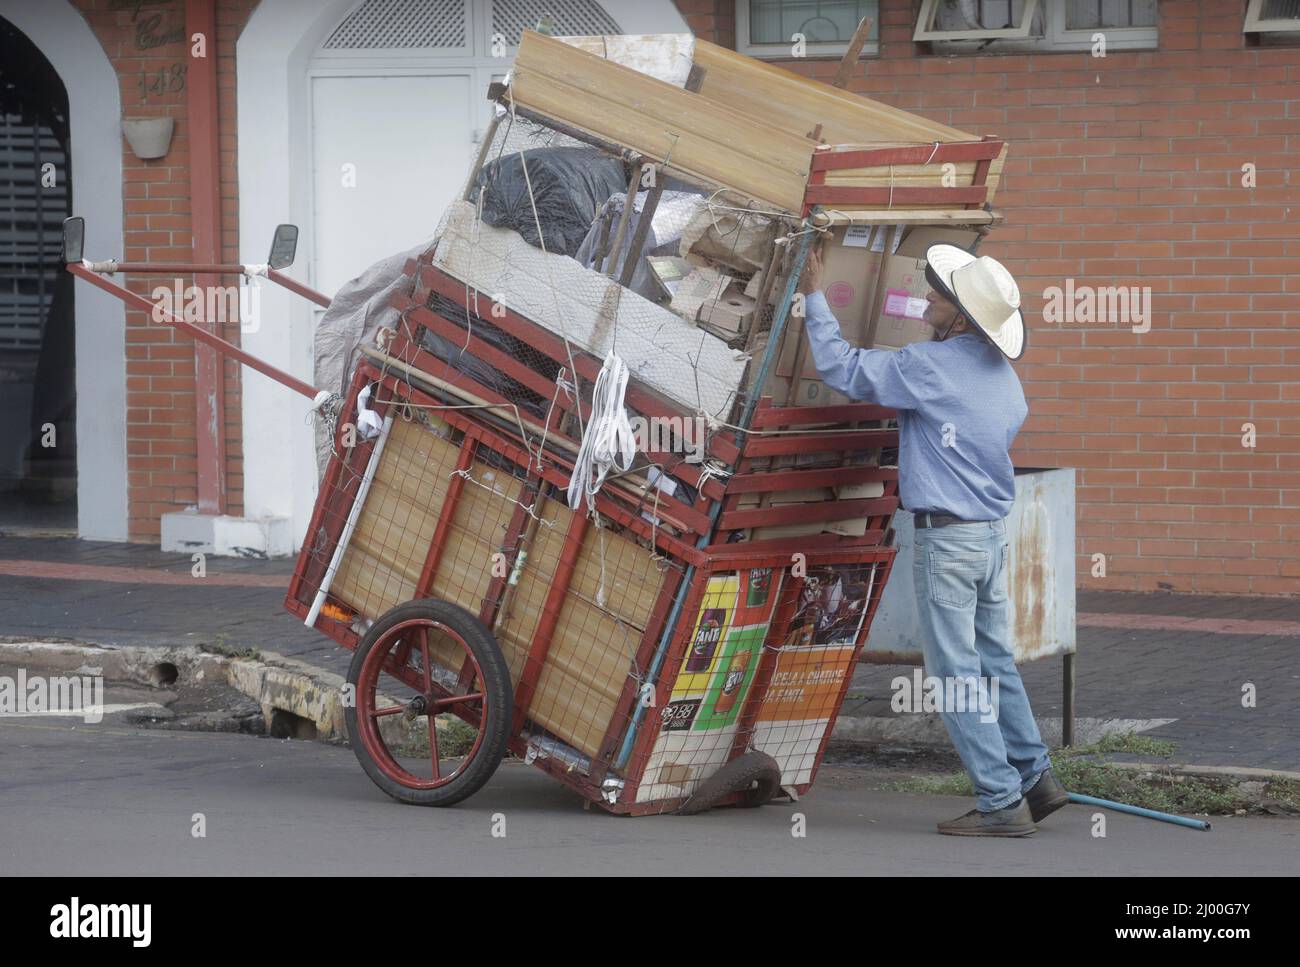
[509, 30, 812, 213]
[750, 400, 896, 427]
[832, 17, 874, 90]
[805, 185, 989, 207]
[690, 39, 972, 143]
[742, 428, 896, 457]
[725, 464, 895, 495]
[815, 208, 998, 226]
[812, 142, 1003, 171]
[718, 496, 898, 531]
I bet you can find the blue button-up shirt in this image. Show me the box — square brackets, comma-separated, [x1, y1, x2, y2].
[802, 290, 1027, 521]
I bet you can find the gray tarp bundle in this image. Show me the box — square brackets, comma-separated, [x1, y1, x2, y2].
[311, 241, 428, 477]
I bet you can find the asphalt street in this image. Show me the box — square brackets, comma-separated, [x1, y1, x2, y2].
[2, 716, 1295, 876]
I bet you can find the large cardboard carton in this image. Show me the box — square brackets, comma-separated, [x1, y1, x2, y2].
[870, 254, 932, 351]
[895, 226, 981, 260]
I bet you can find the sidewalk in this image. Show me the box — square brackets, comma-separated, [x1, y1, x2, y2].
[1, 535, 1296, 772]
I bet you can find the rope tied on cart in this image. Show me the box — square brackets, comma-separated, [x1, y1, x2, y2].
[566, 351, 635, 513]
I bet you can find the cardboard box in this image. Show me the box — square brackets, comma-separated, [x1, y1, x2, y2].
[772, 227, 882, 385]
[823, 479, 886, 538]
[896, 226, 981, 260]
[698, 290, 756, 340]
[870, 254, 932, 351]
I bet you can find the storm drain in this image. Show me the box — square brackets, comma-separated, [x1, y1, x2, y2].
[149, 662, 179, 688]
[267, 708, 318, 741]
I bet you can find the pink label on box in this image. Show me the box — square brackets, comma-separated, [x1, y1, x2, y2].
[883, 288, 927, 319]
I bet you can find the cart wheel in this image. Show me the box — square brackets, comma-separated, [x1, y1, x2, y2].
[346, 599, 512, 806]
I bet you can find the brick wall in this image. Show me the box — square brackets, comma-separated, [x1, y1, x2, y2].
[71, 0, 254, 540]
[681, 0, 1300, 595]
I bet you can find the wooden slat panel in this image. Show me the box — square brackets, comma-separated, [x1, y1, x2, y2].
[692, 39, 971, 143]
[690, 39, 1005, 204]
[719, 496, 898, 530]
[509, 30, 812, 213]
[523, 527, 664, 760]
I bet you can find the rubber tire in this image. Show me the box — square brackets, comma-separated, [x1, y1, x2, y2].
[346, 599, 513, 806]
[676, 751, 783, 815]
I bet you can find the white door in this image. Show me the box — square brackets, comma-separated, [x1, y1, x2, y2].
[310, 72, 474, 297]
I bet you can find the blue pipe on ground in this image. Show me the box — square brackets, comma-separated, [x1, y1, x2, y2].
[1067, 792, 1211, 830]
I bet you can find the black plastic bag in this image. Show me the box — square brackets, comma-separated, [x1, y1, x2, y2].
[471, 147, 628, 257]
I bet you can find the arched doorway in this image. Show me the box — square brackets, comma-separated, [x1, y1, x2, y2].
[0, 15, 75, 531]
[0, 0, 127, 542]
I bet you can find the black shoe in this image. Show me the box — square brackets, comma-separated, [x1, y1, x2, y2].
[1025, 769, 1069, 822]
[937, 798, 1036, 837]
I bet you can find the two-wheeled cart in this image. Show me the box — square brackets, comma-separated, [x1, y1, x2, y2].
[65, 27, 1005, 814]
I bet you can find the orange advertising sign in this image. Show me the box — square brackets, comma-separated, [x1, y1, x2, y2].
[756, 644, 857, 723]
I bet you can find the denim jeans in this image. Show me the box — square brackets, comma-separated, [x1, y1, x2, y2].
[912, 518, 1052, 812]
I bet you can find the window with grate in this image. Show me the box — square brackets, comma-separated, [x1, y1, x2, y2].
[918, 0, 1157, 50]
[934, 0, 1153, 32]
[1245, 0, 1300, 41]
[491, 0, 621, 47]
[934, 0, 1036, 31]
[738, 1, 879, 57]
[1063, 0, 1156, 29]
[322, 0, 469, 50]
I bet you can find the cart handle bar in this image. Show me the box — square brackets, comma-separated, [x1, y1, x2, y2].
[74, 261, 331, 309]
[68, 262, 318, 400]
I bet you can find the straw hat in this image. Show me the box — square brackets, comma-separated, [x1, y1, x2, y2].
[925, 244, 1026, 360]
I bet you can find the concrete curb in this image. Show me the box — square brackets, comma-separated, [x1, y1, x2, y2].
[828, 712, 1177, 749]
[1104, 761, 1300, 784]
[0, 639, 350, 742]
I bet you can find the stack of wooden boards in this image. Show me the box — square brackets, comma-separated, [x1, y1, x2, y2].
[507, 31, 1005, 219]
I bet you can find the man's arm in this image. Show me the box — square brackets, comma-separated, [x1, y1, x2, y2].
[802, 289, 934, 410]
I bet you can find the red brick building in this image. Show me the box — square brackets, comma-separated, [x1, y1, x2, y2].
[1, 0, 1296, 594]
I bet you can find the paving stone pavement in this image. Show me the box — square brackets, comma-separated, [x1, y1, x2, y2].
[0, 536, 1295, 771]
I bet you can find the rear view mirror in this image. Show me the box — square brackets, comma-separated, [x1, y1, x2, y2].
[268, 224, 299, 270]
[62, 216, 85, 264]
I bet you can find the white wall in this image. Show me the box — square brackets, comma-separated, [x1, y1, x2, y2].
[0, 0, 128, 540]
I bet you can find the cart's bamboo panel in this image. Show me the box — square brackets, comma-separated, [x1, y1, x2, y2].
[522, 529, 664, 761]
[493, 495, 573, 682]
[331, 418, 459, 622]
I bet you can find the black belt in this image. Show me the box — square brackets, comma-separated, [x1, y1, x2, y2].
[914, 512, 976, 529]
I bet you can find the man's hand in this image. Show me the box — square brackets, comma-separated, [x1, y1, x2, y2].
[797, 238, 825, 295]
